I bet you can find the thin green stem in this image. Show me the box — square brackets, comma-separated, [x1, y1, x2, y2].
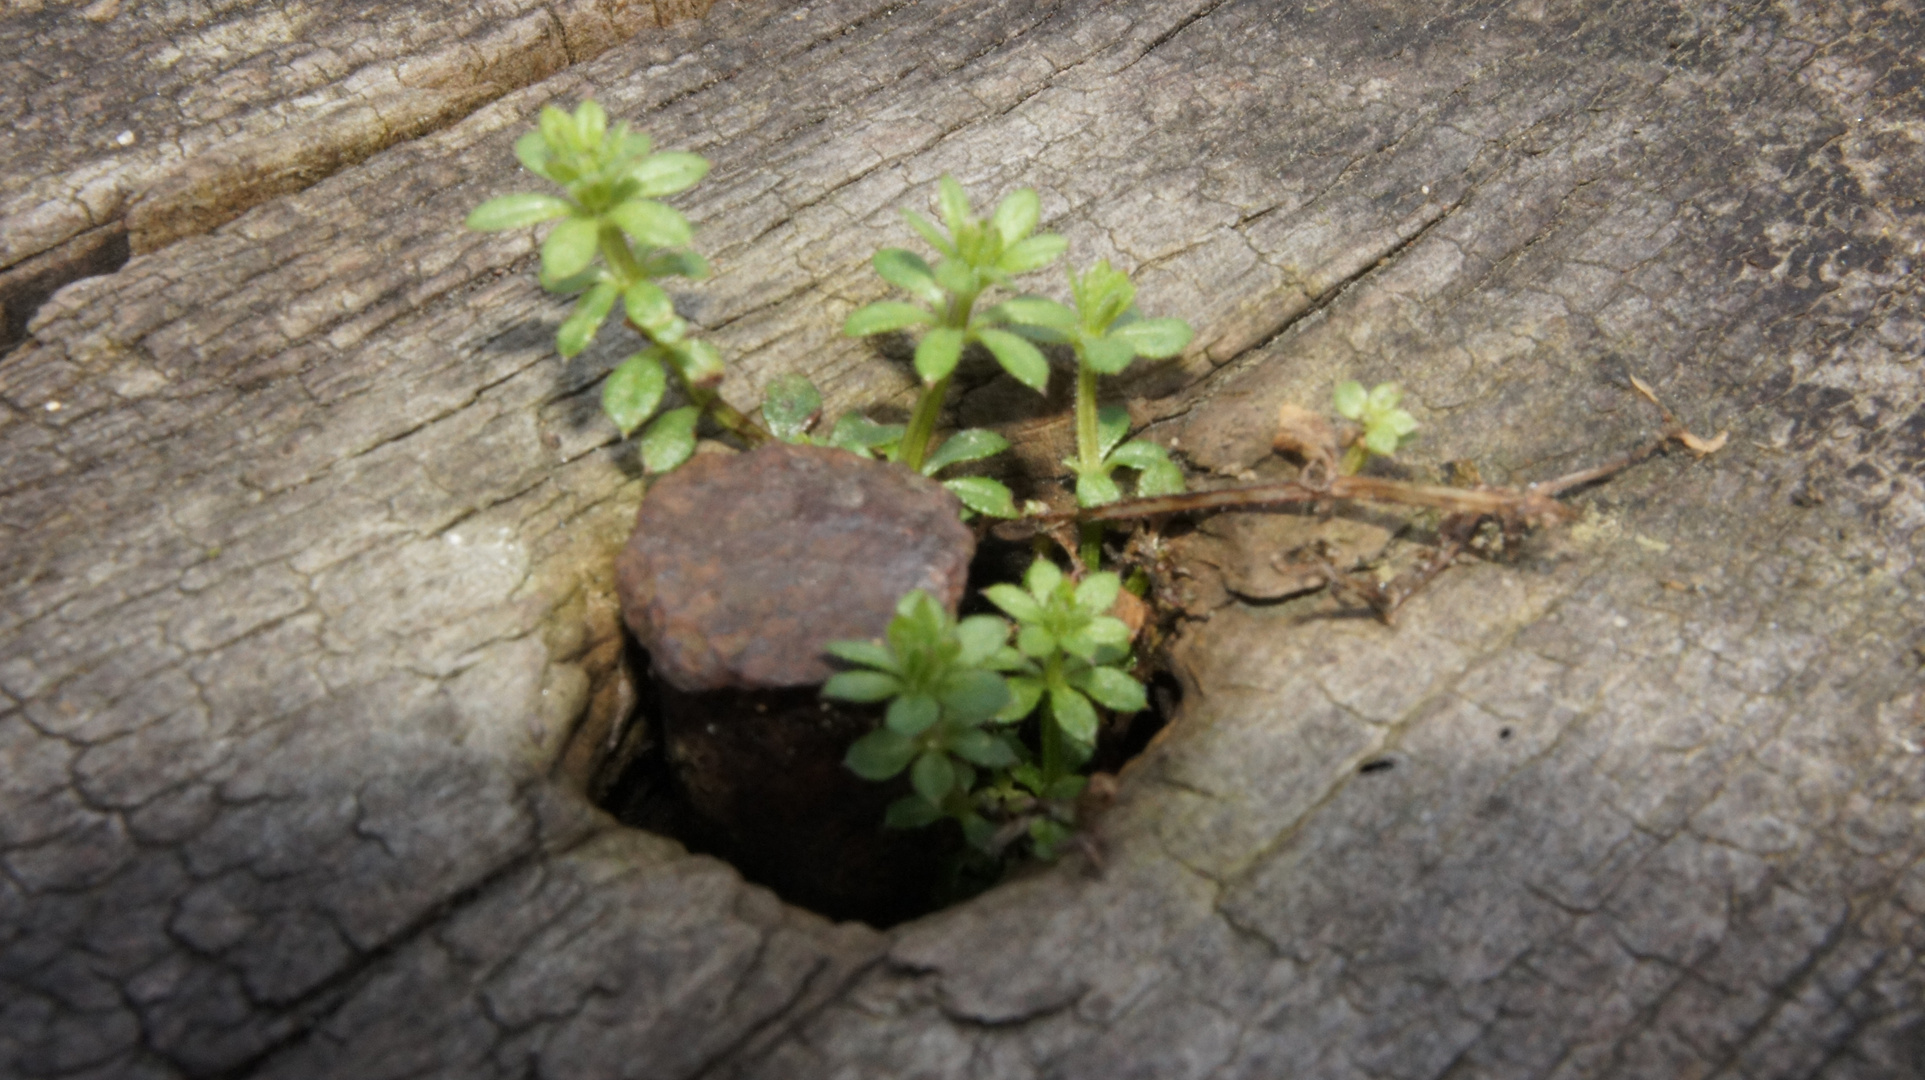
[901, 285, 980, 471]
[624, 315, 771, 446]
[1075, 358, 1106, 568]
[1075, 360, 1103, 474]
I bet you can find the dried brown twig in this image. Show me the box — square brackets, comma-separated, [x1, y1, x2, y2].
[1021, 378, 1726, 621]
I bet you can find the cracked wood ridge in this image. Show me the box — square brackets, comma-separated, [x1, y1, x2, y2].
[2, 1, 1923, 1078]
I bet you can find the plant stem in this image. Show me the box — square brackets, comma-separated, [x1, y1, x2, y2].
[1075, 359, 1106, 568]
[687, 383, 771, 446]
[899, 375, 950, 472]
[901, 286, 980, 471]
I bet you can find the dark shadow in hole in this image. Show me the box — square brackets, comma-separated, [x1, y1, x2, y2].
[1, 226, 132, 355]
[593, 538, 1184, 928]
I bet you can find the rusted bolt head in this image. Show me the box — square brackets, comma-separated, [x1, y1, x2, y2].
[616, 442, 974, 692]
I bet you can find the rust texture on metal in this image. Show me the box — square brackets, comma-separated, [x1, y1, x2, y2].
[616, 442, 974, 692]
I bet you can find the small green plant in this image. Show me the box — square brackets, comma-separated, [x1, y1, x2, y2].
[466, 100, 765, 472]
[826, 591, 1026, 843]
[1332, 379, 1419, 475]
[981, 560, 1144, 785]
[842, 176, 1069, 483]
[1003, 259, 1193, 564]
[826, 561, 1147, 862]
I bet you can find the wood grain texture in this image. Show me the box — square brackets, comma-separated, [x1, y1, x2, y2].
[1, 0, 1921, 1077]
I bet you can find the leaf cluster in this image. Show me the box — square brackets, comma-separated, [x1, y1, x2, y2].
[1333, 380, 1420, 474]
[826, 563, 1147, 860]
[467, 100, 719, 473]
[844, 177, 1068, 391]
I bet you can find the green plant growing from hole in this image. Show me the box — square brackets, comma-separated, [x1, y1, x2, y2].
[826, 591, 1027, 846]
[1332, 379, 1419, 475]
[826, 562, 1146, 862]
[465, 100, 767, 473]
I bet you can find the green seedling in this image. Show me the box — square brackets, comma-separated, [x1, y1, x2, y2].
[758, 374, 1017, 518]
[467, 100, 765, 472]
[1004, 260, 1192, 564]
[1333, 379, 1419, 475]
[843, 176, 1070, 482]
[982, 560, 1146, 788]
[825, 590, 1027, 847]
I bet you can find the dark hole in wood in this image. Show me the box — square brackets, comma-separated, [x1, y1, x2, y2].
[1, 226, 131, 355]
[1359, 758, 1395, 774]
[1499, 726, 1514, 740]
[591, 538, 1179, 928]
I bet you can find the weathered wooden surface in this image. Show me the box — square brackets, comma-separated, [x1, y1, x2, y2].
[2, 0, 1922, 1077]
[0, 0, 710, 350]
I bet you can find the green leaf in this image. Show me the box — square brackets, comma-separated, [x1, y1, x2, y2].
[1110, 316, 1193, 359]
[1075, 571, 1122, 616]
[1106, 439, 1168, 470]
[467, 193, 573, 231]
[1049, 686, 1099, 746]
[1365, 423, 1401, 456]
[873, 248, 947, 307]
[932, 257, 977, 297]
[639, 405, 699, 473]
[1045, 774, 1087, 801]
[902, 209, 955, 257]
[761, 373, 822, 443]
[982, 583, 1043, 625]
[844, 301, 934, 337]
[989, 188, 1040, 246]
[541, 216, 601, 280]
[949, 727, 1019, 768]
[1016, 623, 1058, 659]
[1024, 558, 1065, 599]
[944, 477, 1017, 518]
[940, 669, 1010, 722]
[1028, 818, 1073, 860]
[975, 329, 1050, 393]
[557, 279, 619, 357]
[622, 280, 676, 333]
[937, 174, 973, 236]
[912, 751, 957, 806]
[954, 615, 1010, 667]
[606, 199, 691, 248]
[999, 675, 1046, 722]
[1367, 381, 1404, 412]
[922, 429, 1009, 475]
[886, 693, 940, 736]
[1080, 334, 1137, 375]
[822, 670, 903, 703]
[514, 131, 556, 180]
[992, 296, 1078, 331]
[1333, 380, 1368, 419]
[601, 352, 667, 435]
[572, 99, 608, 148]
[962, 813, 1001, 853]
[885, 795, 942, 829]
[827, 413, 905, 457]
[998, 233, 1068, 275]
[537, 105, 574, 155]
[1096, 404, 1131, 459]
[662, 338, 725, 386]
[1076, 666, 1146, 712]
[914, 327, 966, 382]
[824, 639, 896, 672]
[1075, 470, 1121, 508]
[629, 151, 710, 197]
[1386, 409, 1420, 436]
[847, 729, 917, 780]
[1135, 457, 1186, 496]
